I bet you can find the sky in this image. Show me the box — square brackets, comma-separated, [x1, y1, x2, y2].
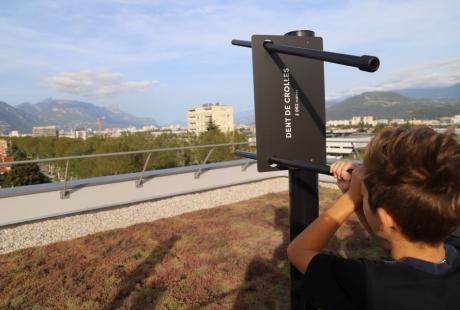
[1, 0, 459, 124]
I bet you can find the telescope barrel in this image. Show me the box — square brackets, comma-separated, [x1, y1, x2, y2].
[231, 39, 380, 72]
[231, 39, 252, 48]
[264, 42, 379, 72]
[268, 157, 333, 175]
[235, 150, 334, 176]
[234, 150, 257, 160]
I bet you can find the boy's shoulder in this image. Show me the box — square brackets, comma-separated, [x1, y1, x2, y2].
[304, 247, 460, 310]
[363, 243, 460, 277]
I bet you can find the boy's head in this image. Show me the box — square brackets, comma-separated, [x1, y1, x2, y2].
[362, 126, 460, 245]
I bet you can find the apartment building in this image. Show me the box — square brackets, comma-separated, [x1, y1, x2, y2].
[326, 120, 351, 126]
[32, 126, 59, 137]
[351, 116, 362, 126]
[0, 139, 12, 173]
[187, 103, 234, 134]
[362, 115, 374, 125]
[0, 139, 7, 159]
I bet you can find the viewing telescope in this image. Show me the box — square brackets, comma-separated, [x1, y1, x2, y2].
[234, 150, 334, 176]
[231, 39, 380, 72]
[232, 30, 379, 310]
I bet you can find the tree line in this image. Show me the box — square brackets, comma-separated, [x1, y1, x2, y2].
[0, 124, 253, 187]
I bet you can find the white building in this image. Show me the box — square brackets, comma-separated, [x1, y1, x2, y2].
[326, 120, 351, 127]
[326, 136, 372, 157]
[32, 126, 58, 137]
[351, 116, 362, 126]
[390, 119, 406, 125]
[160, 124, 187, 134]
[187, 103, 234, 134]
[0, 139, 7, 159]
[142, 125, 158, 131]
[236, 124, 256, 135]
[451, 115, 460, 124]
[363, 115, 374, 125]
[409, 119, 440, 126]
[74, 129, 90, 140]
[373, 119, 389, 126]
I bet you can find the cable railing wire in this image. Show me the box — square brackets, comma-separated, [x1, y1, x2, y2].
[0, 142, 254, 167]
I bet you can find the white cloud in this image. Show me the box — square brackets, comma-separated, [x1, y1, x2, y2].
[327, 58, 460, 100]
[44, 70, 159, 98]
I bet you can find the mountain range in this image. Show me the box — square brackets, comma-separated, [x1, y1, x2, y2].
[326, 91, 460, 120]
[0, 99, 157, 133]
[236, 83, 460, 123]
[0, 101, 39, 133]
[1, 82, 460, 132]
[394, 83, 460, 99]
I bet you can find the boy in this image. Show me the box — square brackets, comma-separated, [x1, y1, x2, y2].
[287, 126, 460, 310]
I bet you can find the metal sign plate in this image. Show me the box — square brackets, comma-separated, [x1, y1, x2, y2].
[251, 34, 326, 172]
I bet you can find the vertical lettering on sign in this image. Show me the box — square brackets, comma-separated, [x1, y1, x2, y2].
[283, 68, 292, 139]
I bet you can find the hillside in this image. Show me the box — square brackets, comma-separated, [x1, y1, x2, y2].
[0, 99, 158, 132]
[0, 101, 39, 133]
[326, 91, 460, 120]
[396, 82, 460, 99]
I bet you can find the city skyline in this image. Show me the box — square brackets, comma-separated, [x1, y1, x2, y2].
[1, 0, 459, 123]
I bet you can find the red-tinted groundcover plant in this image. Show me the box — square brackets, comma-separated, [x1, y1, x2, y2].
[0, 187, 382, 309]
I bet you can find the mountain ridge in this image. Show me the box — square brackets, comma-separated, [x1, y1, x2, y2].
[395, 82, 460, 99]
[2, 82, 460, 132]
[326, 91, 460, 120]
[0, 101, 40, 133]
[0, 99, 157, 133]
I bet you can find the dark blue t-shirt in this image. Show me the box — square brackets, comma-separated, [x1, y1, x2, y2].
[304, 244, 460, 310]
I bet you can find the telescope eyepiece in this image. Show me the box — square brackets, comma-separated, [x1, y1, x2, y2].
[359, 55, 380, 72]
[285, 30, 315, 37]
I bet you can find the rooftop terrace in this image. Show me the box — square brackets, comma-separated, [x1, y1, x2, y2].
[0, 184, 382, 309]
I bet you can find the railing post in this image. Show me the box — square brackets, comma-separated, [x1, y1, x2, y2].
[181, 148, 186, 166]
[241, 160, 254, 172]
[350, 142, 362, 159]
[135, 153, 152, 188]
[194, 148, 215, 179]
[60, 160, 70, 199]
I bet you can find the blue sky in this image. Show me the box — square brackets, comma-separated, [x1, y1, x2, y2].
[1, 0, 459, 124]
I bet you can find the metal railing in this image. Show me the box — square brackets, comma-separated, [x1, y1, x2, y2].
[0, 159, 287, 227]
[0, 142, 254, 199]
[0, 138, 369, 168]
[0, 139, 366, 226]
[0, 138, 368, 200]
[0, 142, 252, 167]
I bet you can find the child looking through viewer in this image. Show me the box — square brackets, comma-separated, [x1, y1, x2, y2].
[287, 126, 460, 310]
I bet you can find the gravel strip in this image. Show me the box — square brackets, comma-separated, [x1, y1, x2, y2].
[0, 179, 337, 255]
[0, 178, 286, 254]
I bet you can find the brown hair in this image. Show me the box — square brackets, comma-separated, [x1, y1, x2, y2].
[363, 126, 460, 245]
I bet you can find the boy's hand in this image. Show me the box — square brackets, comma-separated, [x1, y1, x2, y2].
[347, 165, 364, 205]
[330, 161, 364, 206]
[330, 161, 358, 193]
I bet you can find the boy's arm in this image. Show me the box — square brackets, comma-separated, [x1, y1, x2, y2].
[287, 191, 361, 274]
[287, 164, 364, 274]
[333, 161, 391, 250]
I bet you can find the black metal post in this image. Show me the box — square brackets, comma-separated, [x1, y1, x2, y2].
[289, 169, 319, 310]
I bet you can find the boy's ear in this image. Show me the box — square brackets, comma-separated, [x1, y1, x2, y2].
[376, 207, 397, 229]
